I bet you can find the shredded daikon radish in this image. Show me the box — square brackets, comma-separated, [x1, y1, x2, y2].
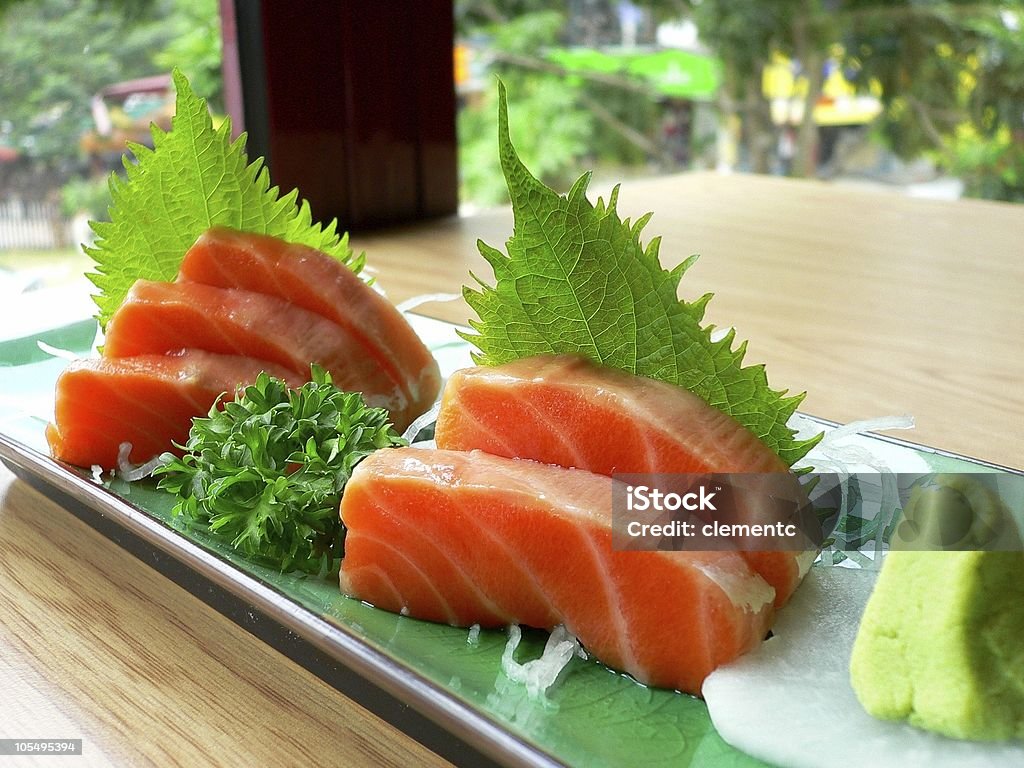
[790, 413, 916, 473]
[36, 340, 80, 361]
[396, 292, 462, 314]
[499, 625, 583, 700]
[90, 465, 104, 484]
[467, 624, 481, 646]
[791, 414, 924, 567]
[401, 400, 441, 444]
[116, 442, 166, 482]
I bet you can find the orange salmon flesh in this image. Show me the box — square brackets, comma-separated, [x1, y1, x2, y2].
[435, 355, 811, 606]
[47, 228, 441, 468]
[179, 227, 440, 431]
[340, 447, 777, 695]
[102, 279, 419, 424]
[46, 351, 303, 469]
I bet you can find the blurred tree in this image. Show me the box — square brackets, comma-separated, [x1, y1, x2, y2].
[686, 0, 837, 177]
[455, 0, 691, 205]
[844, 0, 1024, 201]
[457, 10, 596, 205]
[0, 0, 221, 197]
[152, 0, 222, 106]
[690, 0, 1024, 199]
[0, 0, 169, 169]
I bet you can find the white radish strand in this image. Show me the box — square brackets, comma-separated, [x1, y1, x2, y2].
[116, 442, 167, 482]
[401, 400, 442, 445]
[791, 413, 921, 567]
[396, 292, 462, 314]
[819, 414, 916, 445]
[499, 625, 585, 700]
[790, 413, 916, 472]
[36, 340, 81, 361]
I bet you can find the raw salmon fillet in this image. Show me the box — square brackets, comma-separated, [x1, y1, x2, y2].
[339, 447, 776, 695]
[103, 279, 419, 430]
[46, 351, 303, 469]
[434, 354, 811, 606]
[178, 227, 441, 431]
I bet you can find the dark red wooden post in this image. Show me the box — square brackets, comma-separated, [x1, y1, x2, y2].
[220, 1, 458, 231]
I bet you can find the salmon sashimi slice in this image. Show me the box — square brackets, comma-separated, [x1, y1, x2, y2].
[434, 354, 812, 607]
[339, 447, 776, 695]
[177, 227, 441, 431]
[102, 279, 418, 430]
[436, 354, 791, 474]
[46, 351, 303, 469]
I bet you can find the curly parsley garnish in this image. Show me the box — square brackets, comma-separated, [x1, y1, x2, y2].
[156, 366, 405, 575]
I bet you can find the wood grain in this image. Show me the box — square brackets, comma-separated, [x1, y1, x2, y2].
[0, 469, 449, 768]
[1, 171, 1020, 768]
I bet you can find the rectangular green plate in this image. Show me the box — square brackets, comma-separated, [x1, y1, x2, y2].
[0, 315, 1010, 767]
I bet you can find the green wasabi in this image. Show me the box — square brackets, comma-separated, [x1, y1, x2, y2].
[850, 548, 1024, 741]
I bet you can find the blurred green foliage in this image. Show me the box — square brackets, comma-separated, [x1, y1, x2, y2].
[456, 4, 695, 206]
[152, 0, 222, 105]
[458, 11, 596, 206]
[460, 74, 595, 206]
[0, 0, 221, 171]
[843, 0, 1024, 202]
[689, 0, 1024, 200]
[59, 174, 116, 218]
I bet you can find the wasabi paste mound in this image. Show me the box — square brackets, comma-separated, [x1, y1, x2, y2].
[850, 550, 1024, 741]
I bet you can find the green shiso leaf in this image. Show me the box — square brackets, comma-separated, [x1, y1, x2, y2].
[461, 81, 820, 467]
[86, 68, 361, 328]
[155, 366, 406, 575]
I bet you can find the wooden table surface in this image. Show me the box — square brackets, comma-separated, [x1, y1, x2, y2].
[1, 171, 1021, 767]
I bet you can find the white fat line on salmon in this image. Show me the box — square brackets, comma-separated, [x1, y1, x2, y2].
[581, 525, 644, 677]
[370, 483, 510, 622]
[339, 562, 404, 611]
[626, 388, 662, 475]
[617, 382, 704, 470]
[509, 384, 588, 469]
[451, 492, 561, 623]
[692, 561, 775, 613]
[352, 527, 464, 626]
[459, 401, 520, 459]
